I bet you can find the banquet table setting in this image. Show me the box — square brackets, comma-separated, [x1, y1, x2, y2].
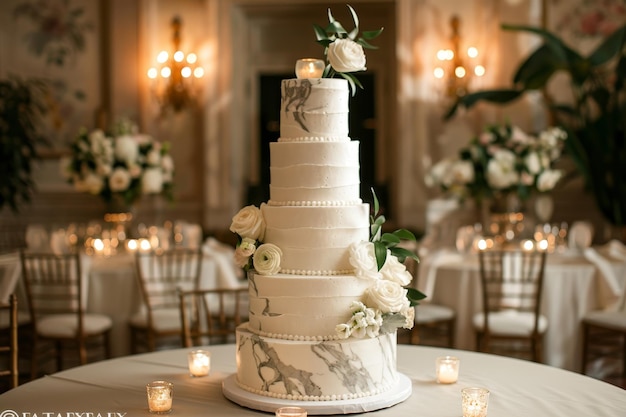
[0, 344, 625, 416]
[0, 222, 245, 358]
[417, 236, 626, 372]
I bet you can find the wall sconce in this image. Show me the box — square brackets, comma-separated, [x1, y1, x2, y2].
[433, 15, 485, 98]
[147, 16, 204, 113]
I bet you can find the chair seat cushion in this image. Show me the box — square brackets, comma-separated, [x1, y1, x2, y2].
[0, 309, 31, 327]
[415, 303, 455, 324]
[129, 308, 181, 332]
[583, 311, 626, 331]
[37, 314, 113, 338]
[473, 310, 548, 336]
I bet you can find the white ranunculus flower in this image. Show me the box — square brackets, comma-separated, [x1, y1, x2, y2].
[108, 168, 132, 192]
[349, 241, 382, 281]
[537, 169, 563, 192]
[230, 205, 266, 241]
[525, 151, 541, 174]
[253, 243, 282, 275]
[365, 280, 409, 314]
[327, 38, 367, 73]
[142, 168, 163, 194]
[380, 254, 413, 286]
[114, 135, 139, 163]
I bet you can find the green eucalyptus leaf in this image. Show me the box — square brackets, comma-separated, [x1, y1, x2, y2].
[379, 313, 406, 334]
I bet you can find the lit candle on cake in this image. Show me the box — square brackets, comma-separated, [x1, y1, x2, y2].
[295, 59, 324, 79]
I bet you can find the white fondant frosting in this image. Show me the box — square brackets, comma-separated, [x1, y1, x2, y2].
[247, 272, 372, 338]
[236, 324, 398, 401]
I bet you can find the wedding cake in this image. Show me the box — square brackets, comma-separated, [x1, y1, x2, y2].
[224, 77, 415, 413]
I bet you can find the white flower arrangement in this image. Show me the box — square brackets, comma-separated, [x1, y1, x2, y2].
[62, 119, 174, 207]
[313, 4, 383, 95]
[426, 123, 567, 203]
[230, 205, 283, 275]
[336, 190, 424, 339]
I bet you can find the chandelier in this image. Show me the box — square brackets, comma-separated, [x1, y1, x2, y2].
[433, 15, 485, 98]
[147, 16, 204, 113]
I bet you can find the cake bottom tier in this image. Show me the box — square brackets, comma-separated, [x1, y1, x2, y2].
[235, 323, 398, 401]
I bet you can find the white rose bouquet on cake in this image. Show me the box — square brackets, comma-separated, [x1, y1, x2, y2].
[62, 118, 174, 208]
[314, 4, 383, 95]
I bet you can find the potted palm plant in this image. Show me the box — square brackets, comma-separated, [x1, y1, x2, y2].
[445, 23, 626, 236]
[0, 76, 48, 213]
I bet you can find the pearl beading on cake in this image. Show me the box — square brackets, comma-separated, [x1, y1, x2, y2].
[235, 377, 397, 402]
[279, 268, 354, 276]
[267, 199, 362, 207]
[251, 328, 341, 341]
[277, 136, 350, 143]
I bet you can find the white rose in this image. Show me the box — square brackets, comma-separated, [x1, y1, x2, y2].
[349, 241, 382, 280]
[141, 168, 163, 194]
[253, 243, 282, 275]
[230, 205, 266, 241]
[115, 135, 139, 163]
[82, 173, 104, 195]
[365, 280, 409, 314]
[449, 160, 474, 186]
[525, 152, 541, 175]
[108, 168, 131, 192]
[146, 149, 161, 166]
[486, 149, 518, 189]
[380, 254, 412, 286]
[327, 38, 367, 73]
[537, 169, 563, 192]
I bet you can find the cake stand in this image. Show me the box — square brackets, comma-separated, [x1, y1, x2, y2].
[222, 372, 412, 415]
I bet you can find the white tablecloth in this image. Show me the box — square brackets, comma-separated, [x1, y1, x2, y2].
[418, 248, 624, 371]
[1, 344, 624, 415]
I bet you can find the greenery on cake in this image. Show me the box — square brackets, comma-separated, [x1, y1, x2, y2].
[313, 4, 383, 95]
[338, 190, 426, 339]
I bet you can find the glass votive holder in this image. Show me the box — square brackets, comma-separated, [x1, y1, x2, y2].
[461, 387, 490, 417]
[146, 380, 173, 414]
[295, 59, 324, 79]
[275, 406, 307, 417]
[436, 356, 460, 384]
[188, 349, 211, 377]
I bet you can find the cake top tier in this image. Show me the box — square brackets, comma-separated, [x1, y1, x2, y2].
[280, 78, 350, 141]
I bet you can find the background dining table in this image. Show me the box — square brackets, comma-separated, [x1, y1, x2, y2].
[1, 343, 624, 415]
[417, 245, 625, 372]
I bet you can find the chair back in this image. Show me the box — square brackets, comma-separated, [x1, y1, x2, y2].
[178, 287, 248, 347]
[0, 294, 19, 389]
[135, 249, 203, 316]
[20, 251, 85, 329]
[478, 249, 547, 332]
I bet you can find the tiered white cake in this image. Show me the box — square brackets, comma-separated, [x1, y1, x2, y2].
[226, 78, 412, 413]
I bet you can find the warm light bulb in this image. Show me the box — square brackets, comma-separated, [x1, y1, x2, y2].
[522, 239, 535, 251]
[538, 239, 549, 251]
[93, 239, 104, 251]
[474, 65, 486, 77]
[157, 51, 169, 64]
[433, 67, 445, 79]
[436, 49, 447, 61]
[147, 68, 158, 79]
[193, 67, 205, 78]
[160, 67, 172, 78]
[174, 51, 185, 62]
[186, 53, 197, 64]
[455, 66, 466, 78]
[181, 66, 192, 78]
[445, 49, 454, 60]
[467, 47, 478, 58]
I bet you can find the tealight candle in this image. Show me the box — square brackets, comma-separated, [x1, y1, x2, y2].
[188, 349, 211, 377]
[146, 381, 173, 414]
[461, 387, 490, 417]
[436, 356, 460, 384]
[295, 59, 325, 79]
[276, 406, 307, 417]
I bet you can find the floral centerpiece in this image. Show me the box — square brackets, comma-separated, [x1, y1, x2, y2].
[229, 191, 425, 339]
[61, 118, 174, 210]
[314, 4, 383, 95]
[426, 123, 567, 209]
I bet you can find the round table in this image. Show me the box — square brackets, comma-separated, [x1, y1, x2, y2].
[1, 344, 624, 416]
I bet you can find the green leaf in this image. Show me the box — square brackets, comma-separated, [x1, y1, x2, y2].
[446, 89, 523, 119]
[502, 24, 582, 64]
[362, 28, 384, 40]
[313, 24, 329, 41]
[381, 233, 401, 247]
[347, 4, 359, 40]
[372, 187, 380, 215]
[588, 24, 626, 66]
[390, 247, 418, 263]
[406, 287, 427, 307]
[392, 228, 416, 241]
[513, 44, 564, 89]
[373, 241, 387, 271]
[379, 313, 406, 334]
[357, 38, 379, 50]
[340, 72, 357, 96]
